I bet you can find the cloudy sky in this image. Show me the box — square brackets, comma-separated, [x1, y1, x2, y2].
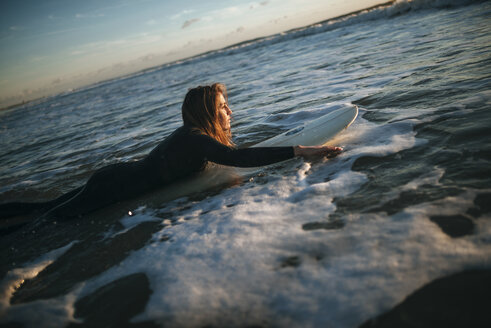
[0, 0, 386, 108]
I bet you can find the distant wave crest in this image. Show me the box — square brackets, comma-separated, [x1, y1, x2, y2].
[188, 0, 486, 62]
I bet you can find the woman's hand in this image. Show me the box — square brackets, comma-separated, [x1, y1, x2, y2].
[293, 145, 342, 158]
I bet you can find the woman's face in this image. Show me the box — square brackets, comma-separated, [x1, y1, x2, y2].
[216, 92, 232, 132]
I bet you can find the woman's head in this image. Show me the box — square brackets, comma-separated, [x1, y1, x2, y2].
[182, 83, 233, 146]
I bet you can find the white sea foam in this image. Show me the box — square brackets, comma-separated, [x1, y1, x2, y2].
[0, 242, 77, 328]
[119, 206, 161, 229]
[82, 184, 491, 328]
[100, 207, 162, 240]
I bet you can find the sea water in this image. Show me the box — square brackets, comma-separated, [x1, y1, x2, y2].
[1, 0, 490, 327]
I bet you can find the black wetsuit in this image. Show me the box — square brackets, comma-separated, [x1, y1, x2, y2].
[0, 125, 294, 219]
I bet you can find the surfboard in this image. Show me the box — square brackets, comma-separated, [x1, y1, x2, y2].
[127, 104, 359, 209]
[255, 104, 358, 147]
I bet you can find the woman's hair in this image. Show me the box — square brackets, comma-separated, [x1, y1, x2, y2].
[181, 83, 233, 146]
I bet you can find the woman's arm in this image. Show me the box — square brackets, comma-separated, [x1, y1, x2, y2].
[193, 133, 342, 167]
[293, 145, 342, 158]
[195, 133, 294, 167]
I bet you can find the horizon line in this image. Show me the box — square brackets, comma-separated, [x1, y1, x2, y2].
[1, 0, 396, 112]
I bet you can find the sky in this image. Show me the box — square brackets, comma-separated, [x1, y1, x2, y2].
[0, 0, 387, 108]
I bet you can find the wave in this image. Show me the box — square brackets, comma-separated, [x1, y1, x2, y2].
[184, 0, 487, 63]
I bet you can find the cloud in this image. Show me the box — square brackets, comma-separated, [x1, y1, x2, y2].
[171, 9, 195, 20]
[139, 54, 155, 62]
[217, 7, 240, 18]
[21, 88, 34, 96]
[75, 13, 105, 19]
[270, 15, 288, 24]
[47, 14, 64, 20]
[67, 32, 164, 60]
[52, 77, 63, 85]
[29, 56, 47, 63]
[250, 1, 270, 10]
[182, 18, 200, 29]
[224, 26, 246, 38]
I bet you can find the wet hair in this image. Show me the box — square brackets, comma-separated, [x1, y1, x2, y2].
[181, 83, 233, 146]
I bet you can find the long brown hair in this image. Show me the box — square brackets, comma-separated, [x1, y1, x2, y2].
[181, 83, 234, 146]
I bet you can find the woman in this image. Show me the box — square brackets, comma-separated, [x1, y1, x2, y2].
[0, 83, 341, 220]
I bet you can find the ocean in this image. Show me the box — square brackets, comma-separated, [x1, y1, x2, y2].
[1, 0, 490, 327]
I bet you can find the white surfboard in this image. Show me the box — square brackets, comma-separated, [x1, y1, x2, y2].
[255, 104, 358, 147]
[128, 104, 359, 209]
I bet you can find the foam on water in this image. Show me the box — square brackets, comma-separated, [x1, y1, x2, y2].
[0, 242, 77, 327]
